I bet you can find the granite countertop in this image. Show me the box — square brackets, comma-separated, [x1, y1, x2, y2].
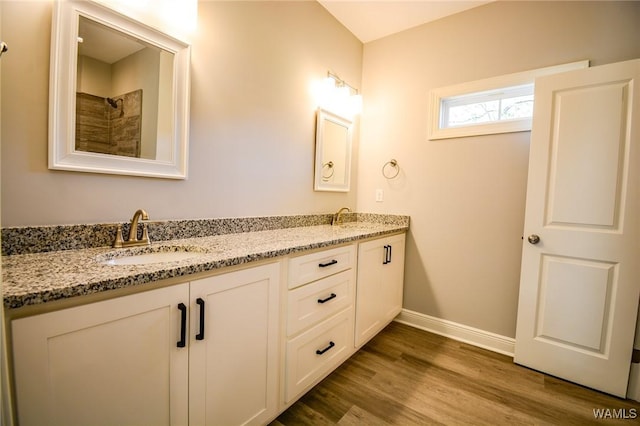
[2, 221, 407, 309]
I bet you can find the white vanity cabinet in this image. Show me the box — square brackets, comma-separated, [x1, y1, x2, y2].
[284, 245, 356, 402]
[12, 283, 190, 426]
[11, 262, 280, 426]
[188, 262, 280, 426]
[355, 233, 406, 347]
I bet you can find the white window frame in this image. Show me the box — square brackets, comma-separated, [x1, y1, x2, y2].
[427, 60, 590, 140]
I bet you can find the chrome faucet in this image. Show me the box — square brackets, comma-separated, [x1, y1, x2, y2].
[332, 207, 351, 226]
[113, 209, 151, 248]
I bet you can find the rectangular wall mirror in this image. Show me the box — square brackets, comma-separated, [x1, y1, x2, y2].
[314, 108, 353, 192]
[49, 0, 191, 179]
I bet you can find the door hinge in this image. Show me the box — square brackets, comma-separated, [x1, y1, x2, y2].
[632, 349, 640, 364]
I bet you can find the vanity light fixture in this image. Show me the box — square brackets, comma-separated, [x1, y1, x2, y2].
[318, 71, 362, 118]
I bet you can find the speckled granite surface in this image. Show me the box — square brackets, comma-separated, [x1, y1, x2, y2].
[1, 214, 338, 256]
[3, 215, 409, 309]
[1, 212, 409, 256]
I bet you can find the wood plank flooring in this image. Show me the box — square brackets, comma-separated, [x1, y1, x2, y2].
[271, 322, 640, 425]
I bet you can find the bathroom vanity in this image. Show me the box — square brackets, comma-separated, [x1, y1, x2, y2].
[12, 263, 281, 426]
[3, 214, 407, 425]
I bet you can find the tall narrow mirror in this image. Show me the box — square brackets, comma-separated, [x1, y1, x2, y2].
[49, 0, 190, 179]
[314, 109, 352, 192]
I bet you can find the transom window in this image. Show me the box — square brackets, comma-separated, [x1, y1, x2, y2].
[441, 84, 534, 128]
[428, 60, 589, 140]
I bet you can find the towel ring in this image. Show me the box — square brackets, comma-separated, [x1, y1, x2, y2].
[382, 159, 400, 179]
[322, 161, 335, 181]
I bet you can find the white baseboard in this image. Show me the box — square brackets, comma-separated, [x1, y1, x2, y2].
[394, 309, 515, 357]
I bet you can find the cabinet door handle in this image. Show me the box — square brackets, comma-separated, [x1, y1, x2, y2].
[318, 259, 338, 268]
[315, 341, 335, 355]
[317, 293, 337, 304]
[383, 245, 390, 265]
[388, 245, 392, 263]
[195, 298, 205, 341]
[177, 303, 187, 348]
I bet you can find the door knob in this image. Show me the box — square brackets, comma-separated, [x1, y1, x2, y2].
[527, 234, 541, 245]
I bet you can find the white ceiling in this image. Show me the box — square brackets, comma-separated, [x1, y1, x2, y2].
[317, 0, 493, 43]
[79, 16, 146, 64]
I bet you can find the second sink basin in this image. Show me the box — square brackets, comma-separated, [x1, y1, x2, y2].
[99, 246, 209, 266]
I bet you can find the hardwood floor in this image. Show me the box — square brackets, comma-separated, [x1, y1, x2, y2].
[271, 322, 640, 425]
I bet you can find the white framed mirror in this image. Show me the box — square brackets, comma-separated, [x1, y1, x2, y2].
[49, 0, 191, 179]
[314, 108, 352, 192]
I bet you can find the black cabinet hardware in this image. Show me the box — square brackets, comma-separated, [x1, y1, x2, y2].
[318, 259, 338, 268]
[196, 298, 205, 341]
[317, 293, 337, 304]
[315, 341, 335, 355]
[383, 245, 393, 264]
[177, 303, 187, 348]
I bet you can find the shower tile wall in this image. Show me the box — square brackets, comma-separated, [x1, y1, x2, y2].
[75, 89, 142, 158]
[76, 92, 109, 154]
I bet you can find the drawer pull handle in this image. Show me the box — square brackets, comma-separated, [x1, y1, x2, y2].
[317, 293, 337, 304]
[318, 259, 338, 268]
[177, 303, 187, 348]
[195, 298, 205, 341]
[316, 341, 335, 355]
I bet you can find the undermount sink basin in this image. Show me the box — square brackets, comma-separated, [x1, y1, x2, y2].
[100, 247, 208, 266]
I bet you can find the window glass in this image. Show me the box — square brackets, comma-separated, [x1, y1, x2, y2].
[441, 84, 534, 128]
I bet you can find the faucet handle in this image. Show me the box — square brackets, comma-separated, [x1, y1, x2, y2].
[113, 225, 124, 248]
[140, 223, 150, 246]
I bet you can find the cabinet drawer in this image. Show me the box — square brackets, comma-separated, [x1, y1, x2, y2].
[287, 269, 355, 336]
[285, 308, 354, 402]
[288, 244, 355, 289]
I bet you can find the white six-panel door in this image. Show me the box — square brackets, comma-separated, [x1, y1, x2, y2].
[515, 59, 640, 397]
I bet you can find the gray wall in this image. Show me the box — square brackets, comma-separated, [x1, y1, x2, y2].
[357, 0, 640, 338]
[0, 1, 362, 226]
